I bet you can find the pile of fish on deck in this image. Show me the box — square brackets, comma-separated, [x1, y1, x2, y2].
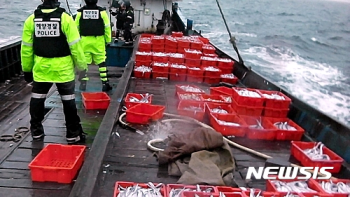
[133, 32, 237, 85]
[114, 181, 350, 197]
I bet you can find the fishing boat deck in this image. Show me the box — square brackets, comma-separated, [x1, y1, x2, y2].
[91, 77, 350, 197]
[0, 66, 123, 196]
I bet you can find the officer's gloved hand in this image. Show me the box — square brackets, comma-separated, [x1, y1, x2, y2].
[23, 72, 33, 83]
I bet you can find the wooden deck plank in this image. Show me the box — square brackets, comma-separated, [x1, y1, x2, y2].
[0, 68, 121, 196]
[0, 187, 70, 197]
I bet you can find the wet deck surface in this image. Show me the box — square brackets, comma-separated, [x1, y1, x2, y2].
[0, 66, 123, 196]
[93, 79, 350, 197]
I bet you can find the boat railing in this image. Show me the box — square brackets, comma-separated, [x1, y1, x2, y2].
[0, 37, 22, 83]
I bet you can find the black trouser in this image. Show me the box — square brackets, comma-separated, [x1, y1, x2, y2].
[30, 81, 83, 138]
[123, 22, 132, 42]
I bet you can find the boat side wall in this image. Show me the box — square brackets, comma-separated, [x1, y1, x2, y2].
[0, 38, 22, 83]
[172, 7, 350, 163]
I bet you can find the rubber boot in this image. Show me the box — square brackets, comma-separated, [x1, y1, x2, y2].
[102, 82, 112, 92]
[29, 97, 46, 140]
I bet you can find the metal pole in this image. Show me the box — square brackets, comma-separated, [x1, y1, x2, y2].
[215, 0, 244, 65]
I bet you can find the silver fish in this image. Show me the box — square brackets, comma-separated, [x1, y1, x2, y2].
[237, 89, 261, 98]
[271, 181, 317, 193]
[303, 142, 331, 161]
[274, 122, 297, 131]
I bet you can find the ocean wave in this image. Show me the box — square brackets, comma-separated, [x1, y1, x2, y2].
[242, 45, 349, 125]
[329, 36, 344, 41]
[0, 36, 20, 45]
[277, 12, 295, 16]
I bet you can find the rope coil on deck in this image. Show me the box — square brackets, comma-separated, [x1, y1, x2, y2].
[0, 127, 30, 142]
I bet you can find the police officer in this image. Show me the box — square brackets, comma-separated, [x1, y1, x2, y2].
[111, 0, 134, 43]
[111, 0, 124, 38]
[75, 0, 112, 92]
[21, 0, 87, 144]
[121, 0, 134, 43]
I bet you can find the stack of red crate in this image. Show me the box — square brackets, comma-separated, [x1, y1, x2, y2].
[217, 58, 235, 74]
[165, 36, 178, 53]
[258, 90, 291, 118]
[169, 63, 187, 81]
[231, 87, 265, 116]
[175, 85, 206, 121]
[151, 35, 165, 52]
[138, 37, 152, 52]
[151, 62, 169, 79]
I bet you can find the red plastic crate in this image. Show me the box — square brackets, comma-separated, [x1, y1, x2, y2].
[151, 35, 165, 44]
[177, 38, 191, 48]
[291, 141, 344, 173]
[169, 73, 187, 81]
[135, 51, 152, 61]
[139, 41, 152, 52]
[203, 66, 222, 77]
[165, 46, 178, 53]
[205, 102, 235, 116]
[181, 191, 219, 197]
[190, 40, 204, 50]
[203, 53, 218, 58]
[167, 184, 219, 195]
[266, 177, 331, 197]
[216, 186, 241, 193]
[177, 100, 205, 121]
[170, 63, 187, 74]
[177, 92, 203, 102]
[152, 71, 168, 79]
[231, 99, 264, 116]
[126, 103, 165, 124]
[82, 92, 110, 110]
[187, 67, 204, 76]
[269, 117, 305, 141]
[258, 90, 292, 109]
[187, 74, 204, 83]
[263, 107, 289, 118]
[169, 53, 185, 64]
[184, 49, 202, 59]
[242, 190, 278, 197]
[210, 86, 232, 96]
[232, 87, 265, 107]
[202, 44, 216, 54]
[172, 31, 183, 37]
[134, 68, 152, 79]
[114, 181, 166, 197]
[196, 36, 210, 44]
[217, 58, 234, 68]
[203, 76, 221, 84]
[28, 144, 86, 183]
[209, 113, 247, 136]
[152, 43, 165, 49]
[219, 67, 233, 74]
[152, 52, 169, 62]
[240, 115, 277, 140]
[165, 36, 178, 47]
[135, 60, 152, 67]
[152, 47, 164, 52]
[186, 58, 201, 67]
[124, 93, 153, 108]
[175, 84, 206, 94]
[221, 74, 238, 84]
[309, 178, 350, 197]
[201, 56, 218, 67]
[152, 62, 169, 72]
[201, 94, 227, 104]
